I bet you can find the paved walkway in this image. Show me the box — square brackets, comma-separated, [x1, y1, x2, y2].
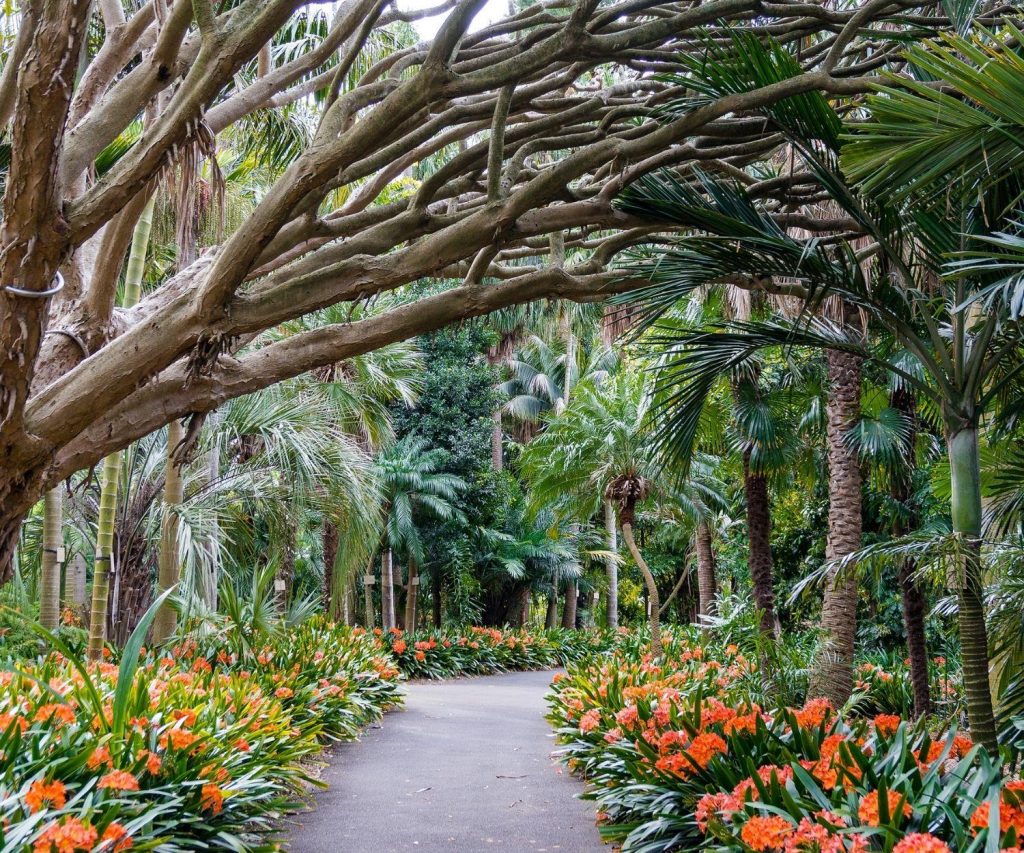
[285, 669, 605, 853]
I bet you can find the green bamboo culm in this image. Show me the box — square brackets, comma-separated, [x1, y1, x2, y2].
[152, 418, 184, 644]
[86, 195, 156, 661]
[39, 487, 62, 631]
[947, 424, 998, 754]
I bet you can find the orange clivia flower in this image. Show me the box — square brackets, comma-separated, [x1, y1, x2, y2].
[100, 822, 133, 851]
[200, 783, 224, 815]
[32, 817, 98, 853]
[159, 728, 198, 751]
[33, 704, 75, 725]
[873, 714, 901, 737]
[25, 779, 67, 813]
[579, 708, 601, 734]
[98, 770, 140, 792]
[858, 790, 911, 826]
[893, 833, 951, 853]
[392, 640, 407, 654]
[740, 815, 794, 851]
[141, 751, 162, 775]
[274, 687, 294, 699]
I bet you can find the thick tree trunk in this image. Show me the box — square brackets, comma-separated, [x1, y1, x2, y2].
[153, 419, 184, 644]
[948, 425, 997, 752]
[604, 498, 619, 629]
[560, 580, 577, 629]
[363, 554, 376, 628]
[695, 520, 717, 619]
[381, 549, 395, 630]
[88, 451, 121, 659]
[323, 520, 339, 617]
[743, 449, 776, 640]
[404, 556, 419, 630]
[808, 350, 863, 707]
[39, 486, 62, 631]
[622, 520, 661, 658]
[891, 386, 931, 718]
[545, 590, 559, 628]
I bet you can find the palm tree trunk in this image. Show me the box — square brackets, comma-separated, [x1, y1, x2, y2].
[560, 581, 577, 628]
[87, 196, 155, 660]
[695, 520, 717, 619]
[545, 590, 558, 628]
[891, 386, 931, 718]
[363, 554, 376, 628]
[622, 521, 661, 658]
[743, 449, 776, 640]
[39, 486, 62, 631]
[152, 418, 184, 644]
[323, 520, 339, 617]
[948, 424, 997, 752]
[404, 556, 419, 630]
[276, 518, 296, 616]
[381, 549, 395, 630]
[808, 350, 863, 707]
[604, 498, 619, 629]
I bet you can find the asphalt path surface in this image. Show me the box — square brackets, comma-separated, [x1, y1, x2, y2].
[285, 669, 605, 852]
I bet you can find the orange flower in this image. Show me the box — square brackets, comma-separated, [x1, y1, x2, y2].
[233, 737, 251, 752]
[415, 651, 426, 662]
[392, 640, 407, 654]
[98, 770, 140, 792]
[100, 822, 133, 851]
[695, 791, 739, 832]
[25, 779, 67, 813]
[579, 709, 601, 733]
[200, 783, 224, 815]
[793, 698, 833, 729]
[87, 744, 112, 769]
[274, 687, 294, 699]
[741, 815, 793, 851]
[159, 728, 198, 751]
[873, 714, 901, 737]
[858, 790, 911, 826]
[141, 750, 162, 775]
[33, 817, 98, 853]
[893, 833, 951, 853]
[34, 704, 75, 725]
[687, 732, 727, 770]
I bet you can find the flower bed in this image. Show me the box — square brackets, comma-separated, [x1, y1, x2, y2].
[547, 631, 1010, 853]
[1, 618, 401, 852]
[378, 626, 618, 679]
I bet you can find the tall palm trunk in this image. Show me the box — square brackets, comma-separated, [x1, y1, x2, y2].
[491, 410, 503, 471]
[87, 196, 155, 660]
[381, 549, 395, 630]
[323, 520, 339, 618]
[152, 418, 184, 644]
[560, 581, 577, 628]
[622, 519, 661, 658]
[363, 554, 376, 628]
[947, 424, 997, 752]
[39, 486, 62, 630]
[604, 498, 619, 629]
[276, 517, 296, 616]
[404, 556, 419, 630]
[891, 386, 930, 718]
[545, 590, 559, 628]
[695, 520, 717, 619]
[809, 350, 863, 706]
[743, 449, 776, 639]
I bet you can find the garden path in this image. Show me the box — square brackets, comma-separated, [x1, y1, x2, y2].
[284, 669, 605, 852]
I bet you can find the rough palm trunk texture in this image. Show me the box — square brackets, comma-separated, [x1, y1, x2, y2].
[622, 521, 661, 658]
[948, 426, 997, 752]
[545, 592, 559, 628]
[695, 521, 717, 619]
[808, 350, 863, 706]
[890, 386, 931, 718]
[743, 449, 776, 639]
[381, 549, 395, 631]
[491, 410, 503, 471]
[405, 556, 419, 630]
[66, 553, 88, 610]
[604, 499, 619, 629]
[153, 418, 184, 644]
[39, 487, 62, 630]
[323, 521, 339, 617]
[560, 580, 577, 629]
[363, 555, 376, 628]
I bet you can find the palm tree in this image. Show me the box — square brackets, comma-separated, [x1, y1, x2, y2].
[372, 435, 465, 630]
[612, 26, 1024, 746]
[522, 372, 676, 654]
